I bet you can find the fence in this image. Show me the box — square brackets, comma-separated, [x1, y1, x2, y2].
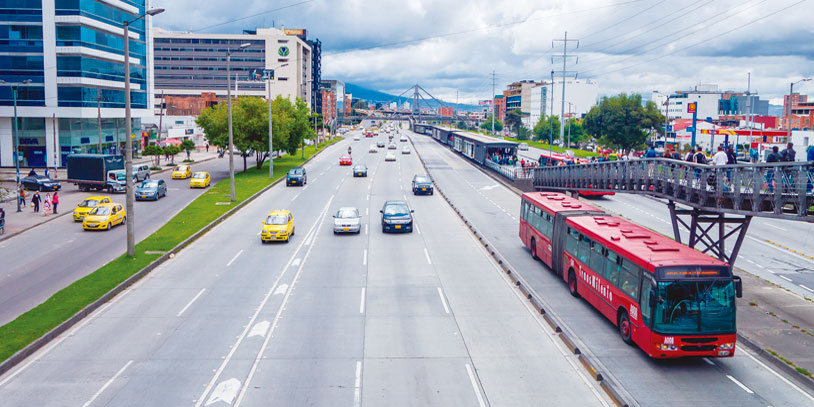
[532, 158, 814, 221]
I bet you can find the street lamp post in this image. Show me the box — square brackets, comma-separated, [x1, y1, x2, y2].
[654, 91, 671, 148]
[123, 7, 163, 256]
[1, 79, 32, 212]
[264, 63, 286, 179]
[786, 78, 812, 142]
[226, 42, 251, 201]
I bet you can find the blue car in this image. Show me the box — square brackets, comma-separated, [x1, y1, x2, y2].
[380, 200, 414, 233]
[135, 179, 167, 201]
[286, 167, 307, 186]
[411, 175, 433, 195]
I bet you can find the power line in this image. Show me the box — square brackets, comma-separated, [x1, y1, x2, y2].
[187, 0, 315, 33]
[552, 32, 579, 145]
[584, 0, 807, 78]
[578, 0, 668, 41]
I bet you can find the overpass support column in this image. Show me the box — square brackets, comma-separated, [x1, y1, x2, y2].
[668, 201, 752, 266]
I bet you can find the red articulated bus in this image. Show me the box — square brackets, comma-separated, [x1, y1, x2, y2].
[519, 192, 743, 358]
[536, 151, 614, 197]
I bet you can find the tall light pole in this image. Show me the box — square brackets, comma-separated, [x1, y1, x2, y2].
[95, 87, 106, 153]
[1, 79, 32, 212]
[124, 7, 164, 256]
[265, 63, 287, 178]
[227, 42, 251, 201]
[654, 91, 671, 148]
[786, 78, 811, 142]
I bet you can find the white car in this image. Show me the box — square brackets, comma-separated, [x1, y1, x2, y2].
[518, 142, 529, 150]
[385, 152, 396, 161]
[333, 207, 361, 234]
[402, 146, 411, 154]
[353, 135, 360, 141]
[369, 144, 378, 153]
[399, 135, 407, 142]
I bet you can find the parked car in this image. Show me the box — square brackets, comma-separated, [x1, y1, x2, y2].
[21, 175, 61, 191]
[135, 179, 167, 201]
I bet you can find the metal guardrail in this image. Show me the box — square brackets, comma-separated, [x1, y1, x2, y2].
[532, 158, 814, 221]
[484, 160, 535, 181]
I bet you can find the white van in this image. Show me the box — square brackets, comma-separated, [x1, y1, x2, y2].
[518, 143, 529, 151]
[132, 164, 150, 182]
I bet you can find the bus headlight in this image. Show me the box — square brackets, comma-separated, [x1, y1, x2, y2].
[719, 343, 735, 350]
[657, 344, 678, 351]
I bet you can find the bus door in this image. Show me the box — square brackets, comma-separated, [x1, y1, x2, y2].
[552, 213, 568, 279]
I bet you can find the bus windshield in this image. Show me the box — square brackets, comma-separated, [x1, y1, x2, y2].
[653, 279, 736, 334]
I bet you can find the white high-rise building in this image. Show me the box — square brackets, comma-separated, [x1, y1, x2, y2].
[665, 84, 722, 121]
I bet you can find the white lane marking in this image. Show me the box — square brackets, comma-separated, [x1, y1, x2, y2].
[779, 275, 792, 282]
[273, 283, 288, 295]
[437, 287, 450, 314]
[176, 288, 206, 317]
[302, 185, 309, 191]
[765, 224, 788, 232]
[289, 193, 300, 202]
[81, 360, 133, 407]
[363, 249, 368, 265]
[415, 223, 421, 234]
[424, 248, 432, 265]
[726, 375, 754, 394]
[800, 285, 814, 293]
[353, 361, 363, 407]
[702, 357, 715, 366]
[755, 263, 765, 269]
[206, 378, 241, 406]
[766, 269, 775, 274]
[741, 348, 814, 401]
[365, 207, 369, 216]
[248, 321, 270, 338]
[234, 196, 335, 407]
[226, 249, 244, 267]
[403, 193, 407, 200]
[366, 194, 370, 201]
[291, 258, 301, 267]
[0, 289, 132, 388]
[360, 288, 366, 314]
[465, 363, 487, 407]
[365, 224, 369, 235]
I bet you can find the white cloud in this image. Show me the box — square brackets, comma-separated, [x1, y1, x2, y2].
[152, 0, 814, 103]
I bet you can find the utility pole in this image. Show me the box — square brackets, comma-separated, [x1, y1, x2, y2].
[567, 101, 573, 148]
[491, 71, 497, 135]
[743, 72, 751, 154]
[156, 90, 165, 146]
[549, 70, 554, 156]
[95, 87, 105, 153]
[552, 31, 579, 148]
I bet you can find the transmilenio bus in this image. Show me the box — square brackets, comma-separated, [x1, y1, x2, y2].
[519, 192, 743, 358]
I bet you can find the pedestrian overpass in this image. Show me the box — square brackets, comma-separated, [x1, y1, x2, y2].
[529, 159, 814, 265]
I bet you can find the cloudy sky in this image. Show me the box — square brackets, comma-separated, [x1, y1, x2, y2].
[152, 0, 814, 105]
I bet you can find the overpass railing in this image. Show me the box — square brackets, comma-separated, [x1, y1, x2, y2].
[532, 158, 814, 221]
[484, 160, 535, 181]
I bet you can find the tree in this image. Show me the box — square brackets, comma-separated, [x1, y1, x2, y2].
[505, 108, 523, 133]
[179, 139, 195, 160]
[582, 93, 664, 153]
[532, 115, 561, 143]
[142, 145, 163, 167]
[164, 145, 181, 164]
[564, 118, 588, 147]
[233, 96, 270, 171]
[481, 114, 503, 132]
[516, 126, 531, 141]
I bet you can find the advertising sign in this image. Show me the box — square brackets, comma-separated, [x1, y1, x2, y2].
[687, 102, 697, 114]
[478, 100, 493, 105]
[283, 28, 304, 36]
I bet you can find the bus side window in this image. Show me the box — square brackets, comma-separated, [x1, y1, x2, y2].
[578, 235, 591, 265]
[566, 228, 579, 255]
[545, 213, 553, 236]
[589, 242, 605, 274]
[639, 278, 654, 327]
[605, 252, 620, 286]
[619, 259, 642, 300]
[521, 201, 528, 221]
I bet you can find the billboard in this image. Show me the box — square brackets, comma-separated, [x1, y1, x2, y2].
[283, 28, 305, 36]
[478, 100, 493, 105]
[687, 102, 697, 114]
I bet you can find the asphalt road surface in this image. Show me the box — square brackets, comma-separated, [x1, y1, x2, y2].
[0, 156, 237, 325]
[518, 145, 814, 300]
[411, 131, 814, 406]
[0, 125, 610, 406]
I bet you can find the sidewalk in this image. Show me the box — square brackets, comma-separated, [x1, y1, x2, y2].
[0, 149, 218, 241]
[736, 270, 814, 382]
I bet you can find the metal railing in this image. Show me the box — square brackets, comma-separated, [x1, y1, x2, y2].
[532, 158, 814, 221]
[484, 160, 536, 181]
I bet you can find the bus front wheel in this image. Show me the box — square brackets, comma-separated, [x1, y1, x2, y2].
[618, 310, 634, 345]
[530, 238, 538, 260]
[568, 270, 579, 298]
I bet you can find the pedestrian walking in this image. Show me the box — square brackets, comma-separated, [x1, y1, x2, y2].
[766, 146, 781, 192]
[31, 191, 41, 213]
[712, 146, 727, 166]
[43, 193, 51, 216]
[781, 142, 796, 162]
[726, 146, 737, 165]
[52, 191, 59, 214]
[206, 143, 210, 153]
[19, 187, 26, 208]
[645, 145, 657, 158]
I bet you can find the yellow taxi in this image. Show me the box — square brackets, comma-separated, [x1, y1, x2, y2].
[260, 210, 295, 243]
[73, 196, 111, 222]
[189, 171, 210, 188]
[82, 202, 125, 231]
[172, 165, 192, 179]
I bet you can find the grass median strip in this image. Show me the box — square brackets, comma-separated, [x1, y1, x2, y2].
[0, 140, 338, 363]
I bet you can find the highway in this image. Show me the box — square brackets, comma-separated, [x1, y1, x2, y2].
[0, 124, 610, 406]
[0, 156, 237, 325]
[410, 131, 814, 406]
[518, 145, 814, 300]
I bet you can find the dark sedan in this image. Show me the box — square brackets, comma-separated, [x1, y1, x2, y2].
[286, 167, 307, 186]
[135, 179, 167, 201]
[411, 175, 433, 195]
[353, 164, 368, 177]
[380, 200, 414, 233]
[21, 175, 61, 191]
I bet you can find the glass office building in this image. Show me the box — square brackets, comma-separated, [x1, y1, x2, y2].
[0, 0, 154, 168]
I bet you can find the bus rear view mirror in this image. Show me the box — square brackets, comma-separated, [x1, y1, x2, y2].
[733, 275, 743, 298]
[649, 291, 657, 309]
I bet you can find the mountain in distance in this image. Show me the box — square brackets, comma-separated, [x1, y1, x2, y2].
[345, 83, 481, 112]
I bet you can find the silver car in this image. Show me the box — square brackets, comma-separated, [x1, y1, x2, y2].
[333, 207, 361, 234]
